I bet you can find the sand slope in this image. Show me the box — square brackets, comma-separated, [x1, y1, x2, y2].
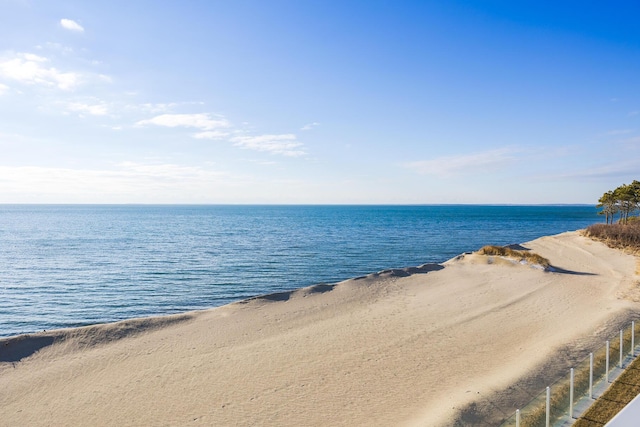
[1, 231, 639, 426]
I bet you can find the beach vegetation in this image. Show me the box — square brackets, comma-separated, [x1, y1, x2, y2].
[597, 181, 640, 224]
[596, 190, 618, 225]
[590, 181, 640, 252]
[476, 245, 550, 268]
[627, 216, 640, 224]
[584, 223, 640, 252]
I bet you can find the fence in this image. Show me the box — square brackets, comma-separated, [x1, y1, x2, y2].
[500, 321, 638, 427]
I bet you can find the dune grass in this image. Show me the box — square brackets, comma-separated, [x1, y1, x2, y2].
[585, 223, 640, 254]
[477, 245, 550, 268]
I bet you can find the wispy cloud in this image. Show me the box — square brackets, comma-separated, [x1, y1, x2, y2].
[0, 52, 80, 90]
[37, 42, 75, 55]
[246, 159, 277, 166]
[116, 161, 226, 179]
[0, 83, 7, 95]
[0, 163, 229, 202]
[542, 158, 640, 181]
[138, 102, 180, 113]
[60, 19, 84, 33]
[136, 113, 230, 130]
[230, 134, 305, 157]
[66, 101, 108, 116]
[604, 129, 634, 136]
[624, 136, 640, 146]
[301, 122, 320, 131]
[98, 74, 112, 83]
[193, 130, 230, 140]
[404, 147, 517, 177]
[136, 113, 306, 156]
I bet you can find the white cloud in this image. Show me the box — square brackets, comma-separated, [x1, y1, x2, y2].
[138, 102, 179, 113]
[0, 83, 8, 95]
[136, 113, 230, 130]
[301, 122, 320, 131]
[66, 101, 108, 116]
[230, 134, 306, 157]
[131, 102, 204, 115]
[60, 19, 85, 32]
[136, 113, 306, 156]
[22, 53, 47, 62]
[0, 52, 80, 90]
[193, 130, 230, 140]
[404, 148, 517, 177]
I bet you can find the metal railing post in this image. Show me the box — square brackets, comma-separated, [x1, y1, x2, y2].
[570, 368, 574, 418]
[606, 340, 610, 382]
[620, 329, 624, 367]
[633, 321, 636, 357]
[589, 352, 594, 399]
[515, 409, 520, 427]
[546, 386, 550, 427]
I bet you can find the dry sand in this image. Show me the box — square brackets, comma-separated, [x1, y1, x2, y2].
[1, 231, 639, 426]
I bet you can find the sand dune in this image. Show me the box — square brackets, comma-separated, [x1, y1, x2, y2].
[1, 231, 639, 426]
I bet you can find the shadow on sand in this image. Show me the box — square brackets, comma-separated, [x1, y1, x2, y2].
[505, 244, 597, 276]
[354, 263, 445, 280]
[242, 283, 337, 304]
[241, 264, 445, 305]
[547, 265, 598, 276]
[0, 335, 55, 363]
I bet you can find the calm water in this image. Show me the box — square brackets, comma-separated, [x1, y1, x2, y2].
[0, 205, 600, 338]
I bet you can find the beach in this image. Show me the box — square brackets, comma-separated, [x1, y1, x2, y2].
[1, 231, 639, 426]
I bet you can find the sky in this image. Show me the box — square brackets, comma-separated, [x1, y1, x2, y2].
[1, 0, 639, 204]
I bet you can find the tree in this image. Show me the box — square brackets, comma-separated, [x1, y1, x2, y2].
[601, 181, 640, 224]
[615, 183, 640, 224]
[597, 181, 640, 224]
[597, 190, 618, 224]
[631, 180, 640, 214]
[614, 184, 633, 224]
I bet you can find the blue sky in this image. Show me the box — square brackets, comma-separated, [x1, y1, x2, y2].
[1, 0, 639, 204]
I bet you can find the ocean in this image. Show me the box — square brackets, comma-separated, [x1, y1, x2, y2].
[0, 205, 600, 338]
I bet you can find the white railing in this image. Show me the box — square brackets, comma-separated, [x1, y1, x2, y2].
[501, 320, 638, 427]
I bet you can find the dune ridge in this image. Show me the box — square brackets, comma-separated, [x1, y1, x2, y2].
[1, 231, 639, 426]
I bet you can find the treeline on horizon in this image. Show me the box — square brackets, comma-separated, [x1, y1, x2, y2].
[586, 180, 640, 251]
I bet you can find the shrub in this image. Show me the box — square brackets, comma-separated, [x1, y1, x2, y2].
[584, 223, 640, 251]
[477, 245, 550, 268]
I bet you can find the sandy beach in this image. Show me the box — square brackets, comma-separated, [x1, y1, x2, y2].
[1, 231, 639, 426]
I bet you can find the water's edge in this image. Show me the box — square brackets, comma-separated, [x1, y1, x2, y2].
[0, 205, 599, 337]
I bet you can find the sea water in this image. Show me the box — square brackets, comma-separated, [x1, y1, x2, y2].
[0, 205, 600, 337]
